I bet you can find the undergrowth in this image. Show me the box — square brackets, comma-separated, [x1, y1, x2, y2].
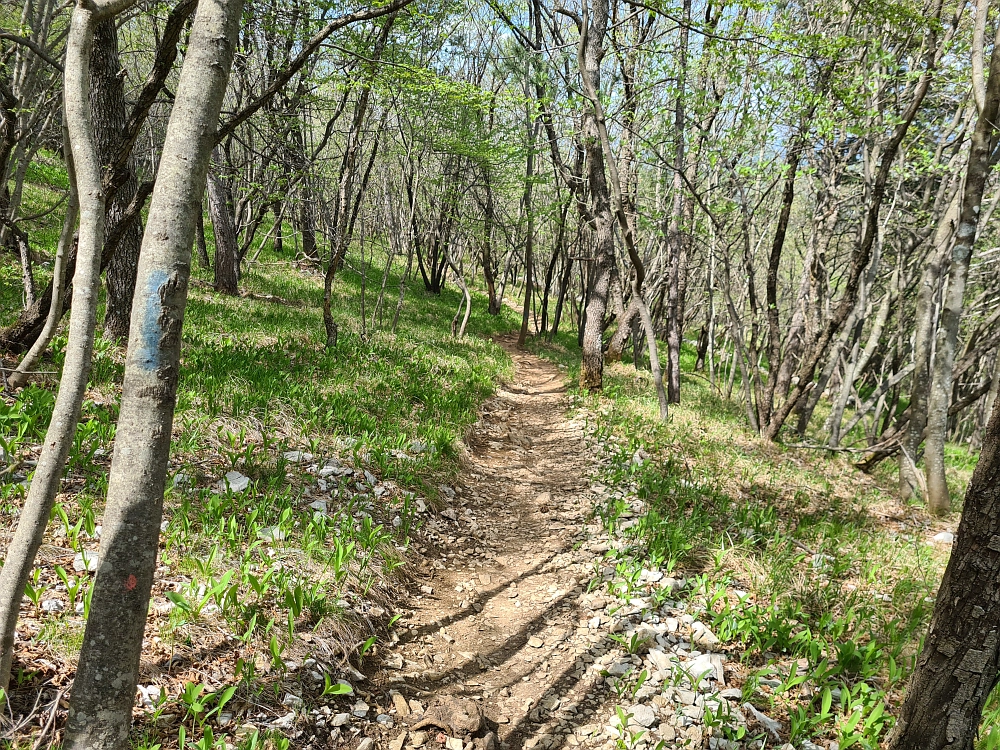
[530, 334, 965, 748]
[0, 155, 519, 749]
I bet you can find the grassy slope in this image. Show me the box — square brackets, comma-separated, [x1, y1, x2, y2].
[527, 334, 980, 747]
[1, 156, 521, 748]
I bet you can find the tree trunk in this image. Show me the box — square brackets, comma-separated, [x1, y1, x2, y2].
[63, 0, 240, 745]
[923, 34, 1000, 514]
[664, 0, 690, 404]
[7, 126, 79, 389]
[886, 395, 1000, 749]
[576, 0, 615, 392]
[518, 101, 538, 349]
[208, 150, 239, 294]
[195, 198, 210, 269]
[901, 207, 956, 497]
[93, 18, 143, 343]
[0, 0, 136, 693]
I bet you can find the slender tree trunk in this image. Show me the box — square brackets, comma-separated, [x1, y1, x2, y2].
[901, 209, 955, 497]
[924, 35, 1000, 514]
[195, 199, 210, 269]
[518, 94, 538, 348]
[8, 126, 78, 389]
[664, 0, 690, 404]
[63, 0, 240, 745]
[0, 0, 136, 693]
[208, 150, 239, 294]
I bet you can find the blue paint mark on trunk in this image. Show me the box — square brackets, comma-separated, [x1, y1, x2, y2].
[135, 269, 169, 371]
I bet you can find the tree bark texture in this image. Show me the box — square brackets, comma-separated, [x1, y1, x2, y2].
[92, 18, 143, 342]
[63, 0, 241, 745]
[887, 396, 1000, 749]
[208, 150, 239, 294]
[577, 0, 615, 392]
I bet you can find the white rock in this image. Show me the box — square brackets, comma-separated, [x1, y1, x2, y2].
[309, 500, 328, 513]
[222, 471, 250, 493]
[270, 711, 296, 729]
[283, 451, 314, 463]
[41, 599, 64, 612]
[647, 649, 674, 672]
[743, 703, 782, 740]
[282, 693, 304, 709]
[331, 713, 350, 727]
[73, 551, 99, 572]
[933, 531, 955, 544]
[352, 700, 370, 717]
[640, 569, 663, 583]
[627, 704, 656, 728]
[257, 526, 286, 542]
[358, 739, 374, 750]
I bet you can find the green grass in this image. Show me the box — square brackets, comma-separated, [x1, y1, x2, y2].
[1, 153, 522, 749]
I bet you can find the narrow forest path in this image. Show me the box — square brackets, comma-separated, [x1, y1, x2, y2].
[371, 338, 618, 750]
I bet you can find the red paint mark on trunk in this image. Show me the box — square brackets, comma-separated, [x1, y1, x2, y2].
[125, 574, 137, 591]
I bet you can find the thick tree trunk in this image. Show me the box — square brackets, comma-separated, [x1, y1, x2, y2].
[576, 0, 615, 391]
[93, 19, 143, 343]
[63, 0, 240, 745]
[923, 37, 1000, 514]
[886, 398, 1000, 749]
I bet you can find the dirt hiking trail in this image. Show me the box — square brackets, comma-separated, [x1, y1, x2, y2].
[373, 339, 616, 750]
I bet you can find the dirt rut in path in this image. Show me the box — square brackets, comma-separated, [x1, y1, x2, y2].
[373, 341, 609, 750]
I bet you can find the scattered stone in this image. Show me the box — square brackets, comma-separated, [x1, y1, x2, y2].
[73, 551, 99, 572]
[410, 730, 428, 747]
[331, 713, 350, 727]
[256, 526, 286, 542]
[270, 712, 296, 729]
[357, 739, 374, 750]
[41, 599, 64, 612]
[283, 451, 314, 463]
[221, 470, 250, 493]
[392, 692, 411, 716]
[627, 704, 656, 728]
[933, 531, 955, 544]
[527, 636, 544, 648]
[282, 693, 304, 710]
[743, 703, 782, 740]
[408, 697, 486, 736]
[390, 731, 407, 750]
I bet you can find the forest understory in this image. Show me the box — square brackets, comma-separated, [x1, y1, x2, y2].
[0, 252, 969, 750]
